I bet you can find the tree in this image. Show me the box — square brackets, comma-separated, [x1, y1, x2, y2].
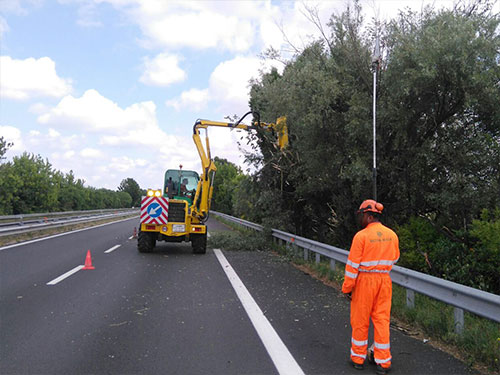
[247, 1, 500, 248]
[55, 170, 87, 211]
[118, 178, 142, 207]
[379, 3, 500, 227]
[212, 157, 241, 214]
[0, 136, 13, 162]
[4, 153, 59, 214]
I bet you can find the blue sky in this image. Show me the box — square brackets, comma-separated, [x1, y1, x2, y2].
[1, 0, 476, 191]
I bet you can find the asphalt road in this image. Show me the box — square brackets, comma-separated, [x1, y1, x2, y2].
[0, 216, 475, 374]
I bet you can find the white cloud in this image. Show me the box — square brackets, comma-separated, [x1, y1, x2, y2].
[80, 147, 103, 158]
[208, 56, 263, 115]
[47, 128, 60, 138]
[167, 55, 282, 116]
[63, 150, 75, 159]
[0, 56, 72, 100]
[127, 1, 255, 52]
[30, 88, 207, 188]
[96, 0, 285, 52]
[103, 1, 351, 54]
[25, 128, 80, 151]
[166, 88, 209, 111]
[29, 102, 50, 114]
[1, 0, 28, 14]
[139, 53, 186, 87]
[0, 125, 24, 152]
[38, 89, 157, 132]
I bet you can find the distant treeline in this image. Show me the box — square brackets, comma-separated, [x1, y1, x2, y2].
[0, 146, 143, 215]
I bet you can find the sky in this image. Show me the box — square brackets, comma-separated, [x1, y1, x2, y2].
[1, 0, 479, 191]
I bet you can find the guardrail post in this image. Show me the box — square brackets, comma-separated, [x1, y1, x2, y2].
[330, 259, 336, 271]
[303, 249, 309, 261]
[454, 307, 464, 334]
[315, 252, 320, 264]
[406, 289, 415, 309]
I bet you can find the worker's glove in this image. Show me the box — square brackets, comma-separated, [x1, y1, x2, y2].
[344, 292, 352, 300]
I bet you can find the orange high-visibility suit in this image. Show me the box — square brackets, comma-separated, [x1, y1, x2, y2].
[342, 221, 400, 368]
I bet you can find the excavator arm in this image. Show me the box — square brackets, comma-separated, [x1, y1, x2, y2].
[191, 111, 288, 221]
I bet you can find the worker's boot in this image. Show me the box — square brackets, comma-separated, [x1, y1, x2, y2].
[376, 364, 391, 374]
[351, 360, 364, 370]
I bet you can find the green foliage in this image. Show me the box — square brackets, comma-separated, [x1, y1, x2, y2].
[470, 208, 500, 254]
[0, 152, 139, 214]
[0, 153, 59, 214]
[241, 2, 500, 293]
[212, 157, 241, 214]
[397, 214, 500, 294]
[0, 136, 13, 161]
[117, 177, 142, 207]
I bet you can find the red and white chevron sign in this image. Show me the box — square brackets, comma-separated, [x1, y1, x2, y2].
[140, 196, 169, 224]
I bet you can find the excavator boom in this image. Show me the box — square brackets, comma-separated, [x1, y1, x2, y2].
[191, 111, 288, 221]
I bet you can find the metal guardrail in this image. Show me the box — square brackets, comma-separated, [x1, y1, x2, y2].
[211, 211, 500, 331]
[0, 208, 136, 223]
[0, 209, 139, 237]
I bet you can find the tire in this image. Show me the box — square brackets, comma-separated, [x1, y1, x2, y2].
[138, 230, 156, 253]
[191, 233, 207, 254]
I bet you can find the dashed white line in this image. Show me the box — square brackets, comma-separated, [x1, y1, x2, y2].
[104, 244, 121, 253]
[213, 249, 305, 375]
[47, 265, 84, 285]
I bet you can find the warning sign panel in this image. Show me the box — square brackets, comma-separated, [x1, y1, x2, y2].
[140, 196, 169, 224]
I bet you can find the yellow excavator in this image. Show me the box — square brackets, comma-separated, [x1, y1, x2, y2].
[138, 111, 288, 254]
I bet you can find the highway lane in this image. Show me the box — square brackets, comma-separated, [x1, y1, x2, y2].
[0, 216, 476, 374]
[1, 217, 276, 374]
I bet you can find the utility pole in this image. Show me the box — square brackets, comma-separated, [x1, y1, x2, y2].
[372, 34, 381, 201]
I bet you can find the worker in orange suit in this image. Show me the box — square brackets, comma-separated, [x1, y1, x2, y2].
[342, 199, 400, 374]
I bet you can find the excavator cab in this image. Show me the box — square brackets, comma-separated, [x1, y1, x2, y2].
[164, 169, 199, 204]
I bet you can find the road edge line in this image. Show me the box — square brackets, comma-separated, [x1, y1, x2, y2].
[213, 248, 305, 375]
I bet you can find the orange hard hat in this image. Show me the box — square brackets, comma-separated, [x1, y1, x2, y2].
[358, 199, 384, 214]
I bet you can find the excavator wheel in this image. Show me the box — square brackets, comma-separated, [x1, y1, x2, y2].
[191, 233, 207, 254]
[138, 230, 156, 253]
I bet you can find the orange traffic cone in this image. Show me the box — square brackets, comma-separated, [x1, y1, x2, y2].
[82, 250, 95, 270]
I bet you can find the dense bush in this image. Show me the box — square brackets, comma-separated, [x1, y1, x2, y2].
[397, 212, 500, 294]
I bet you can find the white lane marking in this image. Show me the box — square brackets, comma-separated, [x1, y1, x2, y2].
[47, 265, 84, 285]
[128, 236, 134, 240]
[207, 232, 211, 238]
[0, 216, 139, 251]
[104, 244, 121, 254]
[213, 249, 305, 375]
